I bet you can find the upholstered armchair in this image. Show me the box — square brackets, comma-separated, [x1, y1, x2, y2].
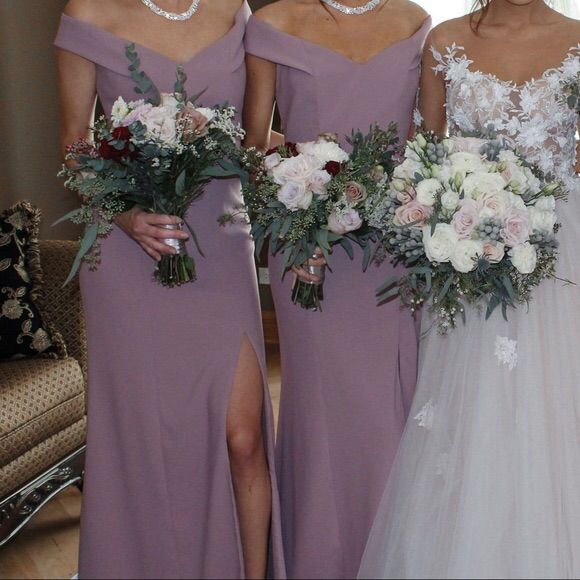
[0, 240, 87, 546]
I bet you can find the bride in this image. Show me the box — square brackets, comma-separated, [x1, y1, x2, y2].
[358, 1, 580, 578]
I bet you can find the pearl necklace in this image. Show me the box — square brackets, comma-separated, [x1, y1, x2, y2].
[140, 0, 201, 21]
[320, 0, 382, 15]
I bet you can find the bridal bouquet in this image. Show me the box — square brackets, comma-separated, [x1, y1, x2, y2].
[562, 71, 580, 114]
[58, 44, 244, 287]
[224, 125, 398, 310]
[371, 130, 564, 333]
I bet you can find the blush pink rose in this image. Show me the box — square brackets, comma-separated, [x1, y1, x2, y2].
[393, 201, 433, 227]
[483, 242, 506, 264]
[345, 181, 368, 205]
[502, 207, 531, 247]
[452, 199, 480, 239]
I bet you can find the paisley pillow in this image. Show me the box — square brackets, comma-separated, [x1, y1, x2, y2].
[0, 202, 67, 360]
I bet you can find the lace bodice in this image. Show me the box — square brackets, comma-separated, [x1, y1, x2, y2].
[431, 44, 580, 193]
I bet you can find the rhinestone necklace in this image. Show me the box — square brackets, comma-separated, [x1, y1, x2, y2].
[140, 0, 201, 21]
[320, 0, 382, 15]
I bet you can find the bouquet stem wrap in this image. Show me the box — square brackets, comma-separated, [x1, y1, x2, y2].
[156, 223, 196, 287]
[292, 255, 326, 311]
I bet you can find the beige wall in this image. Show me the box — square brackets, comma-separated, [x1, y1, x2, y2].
[0, 0, 80, 239]
[0, 0, 273, 240]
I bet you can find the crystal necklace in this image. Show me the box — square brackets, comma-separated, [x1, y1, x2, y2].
[140, 0, 201, 21]
[320, 0, 382, 15]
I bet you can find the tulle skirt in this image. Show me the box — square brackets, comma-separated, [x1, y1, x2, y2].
[358, 193, 580, 579]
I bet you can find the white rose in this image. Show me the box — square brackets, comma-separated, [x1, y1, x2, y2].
[308, 170, 332, 197]
[393, 157, 423, 180]
[441, 189, 460, 211]
[159, 93, 181, 114]
[449, 152, 485, 175]
[422, 223, 459, 264]
[510, 242, 538, 274]
[111, 97, 130, 126]
[462, 172, 507, 200]
[327, 207, 363, 235]
[194, 106, 216, 123]
[529, 207, 557, 234]
[535, 195, 556, 212]
[450, 239, 484, 273]
[478, 190, 510, 220]
[523, 167, 541, 193]
[277, 181, 313, 211]
[416, 178, 443, 207]
[270, 154, 318, 186]
[142, 107, 179, 145]
[264, 152, 282, 171]
[297, 140, 349, 165]
[505, 191, 527, 210]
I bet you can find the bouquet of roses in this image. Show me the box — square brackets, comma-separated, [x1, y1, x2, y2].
[58, 44, 244, 287]
[370, 129, 565, 333]
[224, 125, 398, 310]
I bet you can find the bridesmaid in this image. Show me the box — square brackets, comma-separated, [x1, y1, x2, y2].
[56, 0, 284, 578]
[243, 0, 431, 577]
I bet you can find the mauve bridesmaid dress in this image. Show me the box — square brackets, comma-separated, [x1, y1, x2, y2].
[245, 15, 431, 580]
[55, 4, 285, 579]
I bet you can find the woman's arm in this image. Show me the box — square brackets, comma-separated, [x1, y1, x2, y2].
[418, 34, 447, 136]
[243, 54, 277, 151]
[57, 47, 187, 261]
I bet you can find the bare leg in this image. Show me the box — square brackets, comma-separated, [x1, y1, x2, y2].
[227, 336, 272, 580]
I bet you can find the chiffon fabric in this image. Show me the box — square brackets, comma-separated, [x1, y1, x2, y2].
[55, 5, 285, 578]
[359, 44, 580, 580]
[245, 16, 431, 579]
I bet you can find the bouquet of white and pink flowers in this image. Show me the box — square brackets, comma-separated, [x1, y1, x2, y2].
[371, 129, 565, 333]
[223, 125, 398, 310]
[58, 44, 244, 287]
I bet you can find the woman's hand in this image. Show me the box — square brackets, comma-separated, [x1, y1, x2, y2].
[114, 207, 189, 262]
[291, 247, 327, 284]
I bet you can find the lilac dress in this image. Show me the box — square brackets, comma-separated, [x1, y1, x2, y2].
[245, 15, 431, 580]
[55, 5, 285, 579]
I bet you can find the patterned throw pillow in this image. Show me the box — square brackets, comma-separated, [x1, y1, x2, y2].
[0, 202, 67, 360]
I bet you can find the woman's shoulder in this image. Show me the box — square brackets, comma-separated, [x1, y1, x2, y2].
[426, 14, 472, 53]
[252, 0, 313, 30]
[62, 0, 121, 27]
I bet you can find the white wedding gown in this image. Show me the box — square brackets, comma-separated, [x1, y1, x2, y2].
[358, 44, 580, 579]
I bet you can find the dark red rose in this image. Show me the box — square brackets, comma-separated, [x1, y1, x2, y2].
[98, 126, 134, 162]
[112, 126, 132, 141]
[325, 161, 342, 176]
[285, 142, 299, 157]
[266, 146, 280, 156]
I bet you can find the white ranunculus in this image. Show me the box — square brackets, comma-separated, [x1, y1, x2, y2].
[297, 140, 349, 165]
[535, 195, 556, 212]
[416, 178, 443, 207]
[441, 189, 460, 211]
[422, 223, 460, 264]
[270, 154, 318, 186]
[449, 152, 485, 175]
[393, 157, 423, 180]
[277, 180, 313, 211]
[450, 239, 484, 273]
[111, 97, 130, 126]
[529, 207, 557, 234]
[510, 242, 538, 274]
[264, 152, 282, 171]
[462, 172, 507, 200]
[327, 207, 363, 235]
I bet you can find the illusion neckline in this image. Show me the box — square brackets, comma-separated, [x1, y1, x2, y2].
[61, 2, 247, 67]
[251, 15, 431, 66]
[440, 43, 580, 90]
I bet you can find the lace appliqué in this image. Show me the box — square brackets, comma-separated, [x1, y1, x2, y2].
[495, 336, 518, 371]
[414, 400, 436, 430]
[431, 44, 580, 193]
